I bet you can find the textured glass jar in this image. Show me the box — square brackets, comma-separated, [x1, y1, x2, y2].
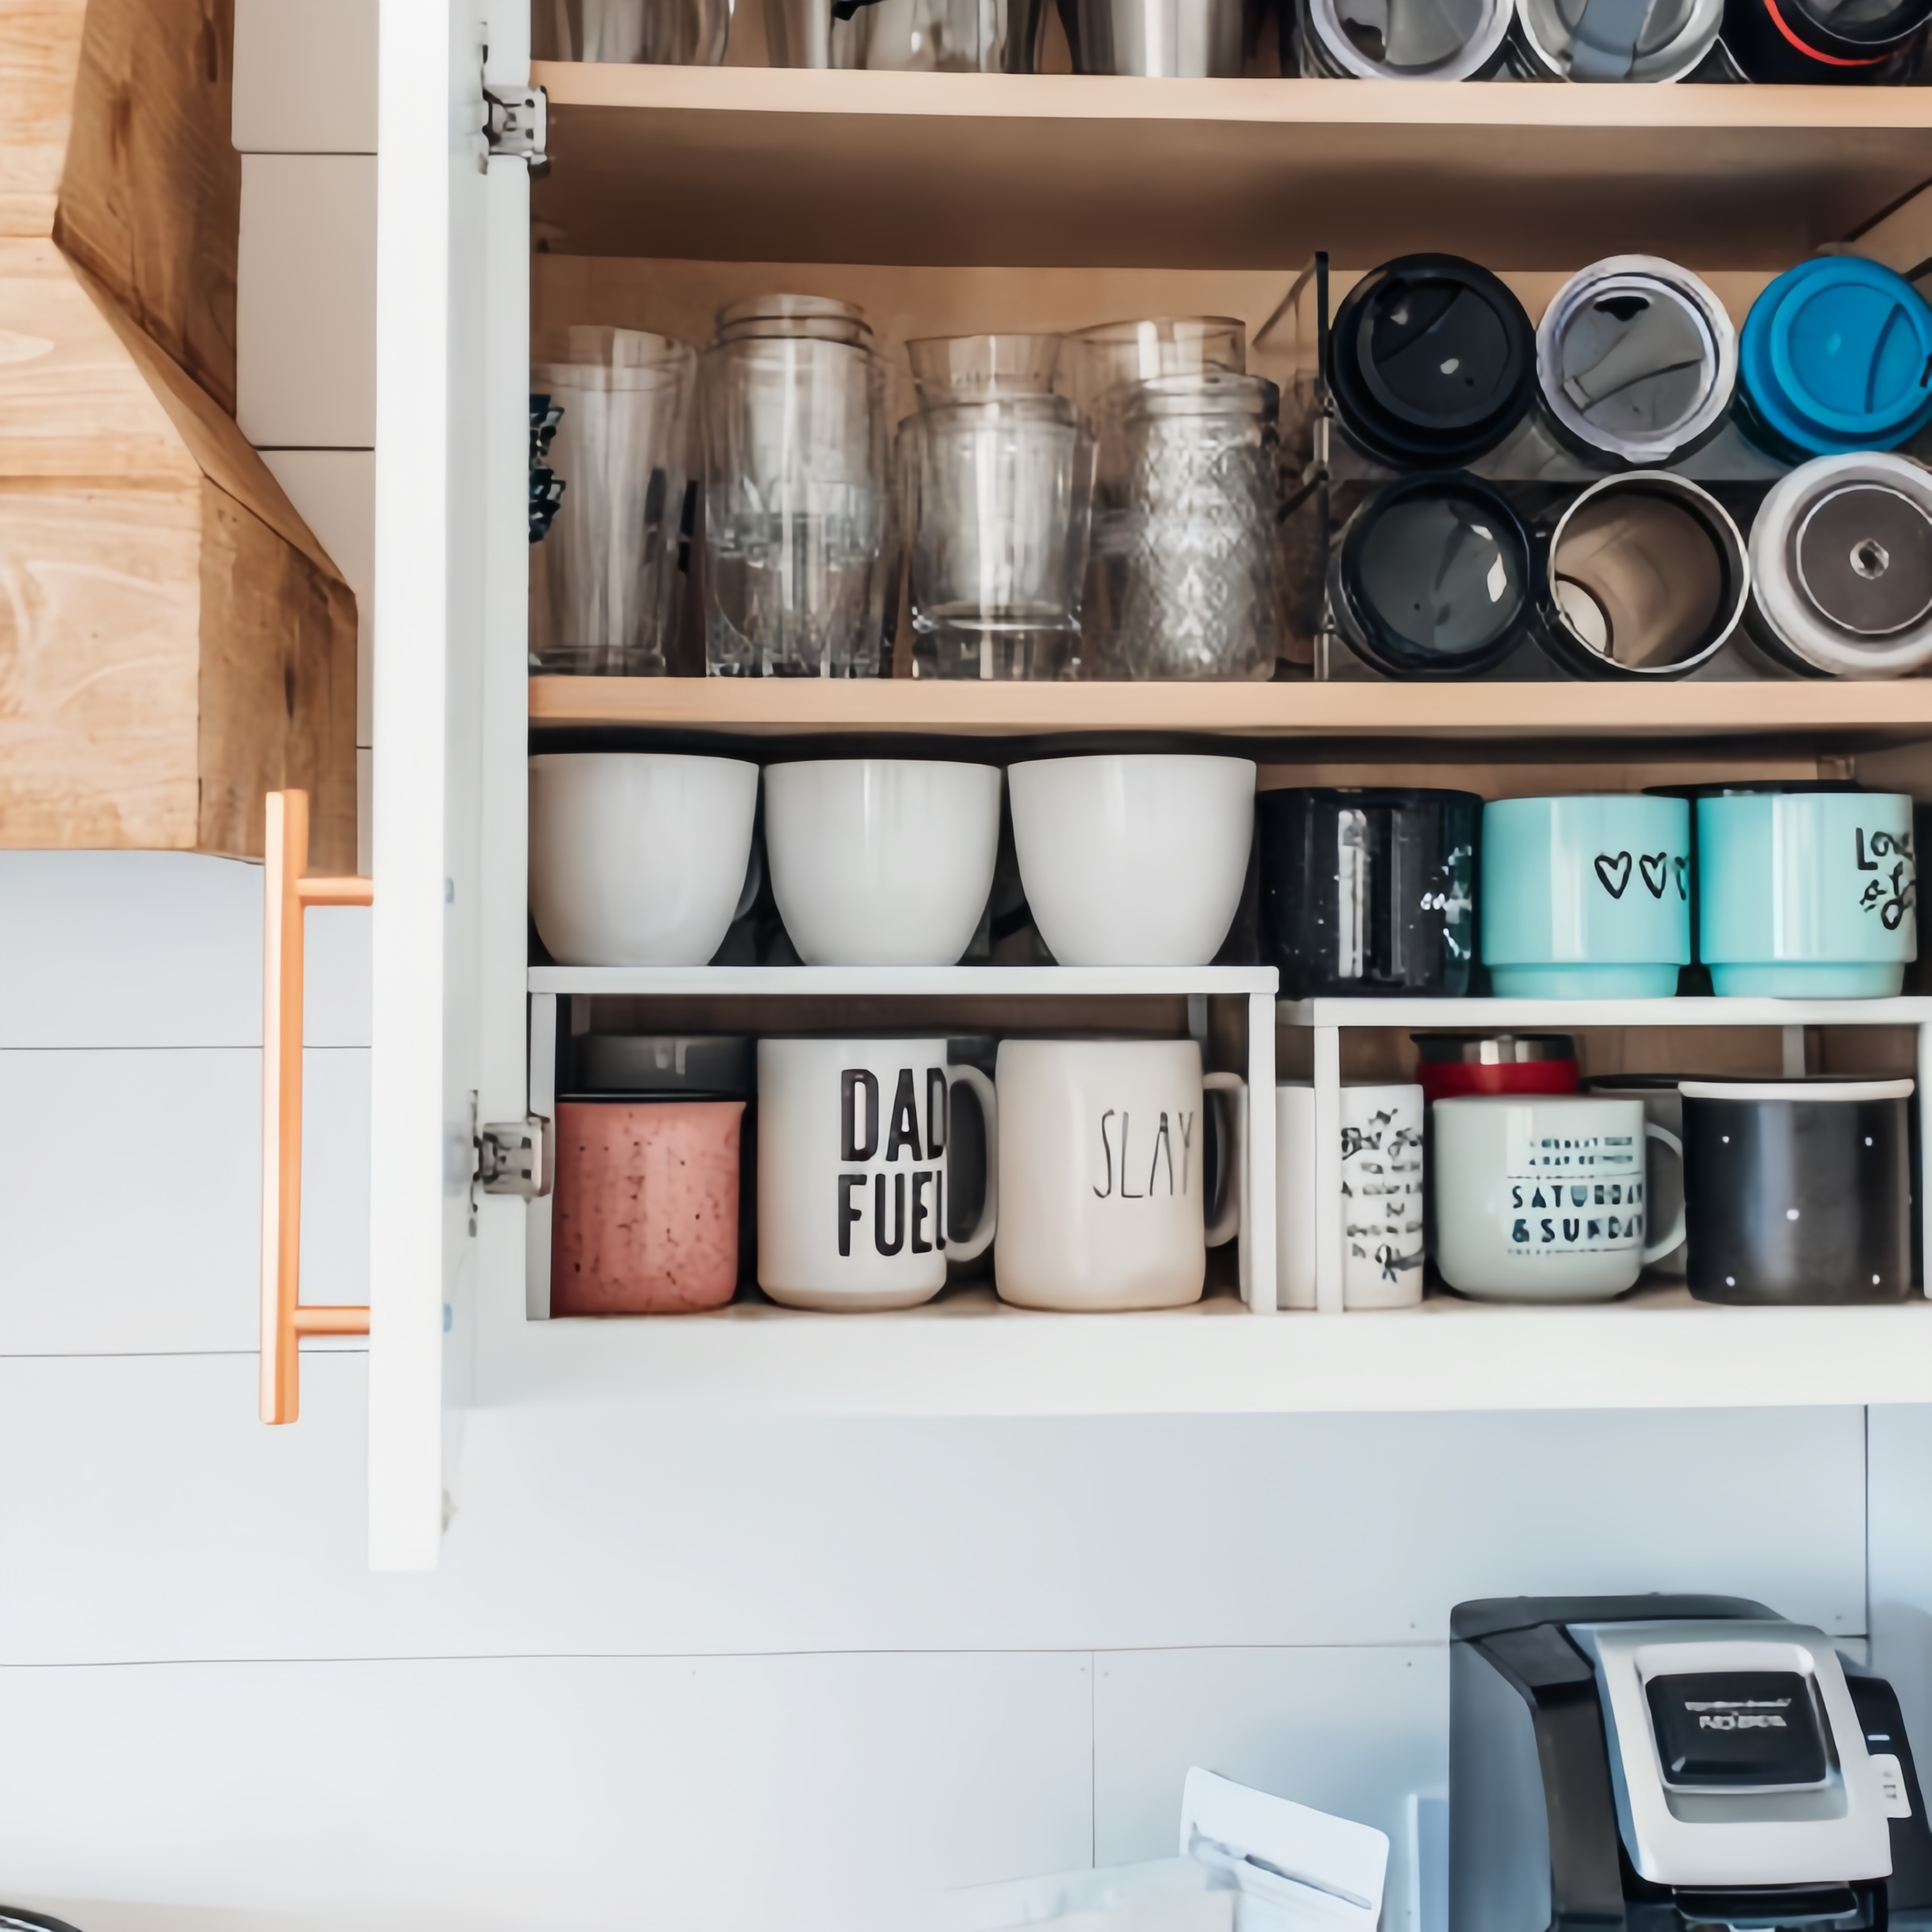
[530, 328, 696, 677]
[1099, 372, 1284, 681]
[901, 394, 1093, 681]
[699, 297, 892, 678]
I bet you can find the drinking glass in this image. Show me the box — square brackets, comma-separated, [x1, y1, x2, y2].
[699, 296, 892, 679]
[831, 0, 1052, 66]
[533, 0, 730, 63]
[901, 394, 1093, 681]
[1068, 318, 1249, 677]
[1099, 371, 1284, 681]
[530, 328, 696, 678]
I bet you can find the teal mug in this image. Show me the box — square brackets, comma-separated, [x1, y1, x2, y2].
[1699, 790, 1918, 998]
[1481, 795, 1690, 998]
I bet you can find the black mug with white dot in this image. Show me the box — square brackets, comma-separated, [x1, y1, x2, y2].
[1681, 1077, 1914, 1305]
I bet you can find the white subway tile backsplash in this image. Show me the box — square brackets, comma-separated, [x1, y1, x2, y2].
[0, 1650, 1092, 1932]
[0, 854, 369, 1049]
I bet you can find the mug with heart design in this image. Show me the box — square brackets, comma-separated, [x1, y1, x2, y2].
[1480, 794, 1690, 998]
[1697, 789, 1918, 998]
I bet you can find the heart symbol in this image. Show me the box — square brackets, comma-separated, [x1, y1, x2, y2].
[1639, 852, 1669, 899]
[1595, 852, 1633, 899]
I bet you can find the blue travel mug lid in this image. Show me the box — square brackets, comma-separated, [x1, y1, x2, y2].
[1740, 258, 1932, 458]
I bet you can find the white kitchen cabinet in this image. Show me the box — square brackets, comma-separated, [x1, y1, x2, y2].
[349, 0, 1932, 1569]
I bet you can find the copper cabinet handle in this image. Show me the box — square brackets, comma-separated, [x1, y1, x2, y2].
[261, 791, 374, 1424]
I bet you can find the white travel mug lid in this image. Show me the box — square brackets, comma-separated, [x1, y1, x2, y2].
[1749, 452, 1932, 679]
[1536, 257, 1736, 467]
[1307, 0, 1512, 77]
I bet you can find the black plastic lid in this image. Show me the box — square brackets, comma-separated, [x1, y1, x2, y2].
[1329, 255, 1537, 467]
[1332, 473, 1531, 679]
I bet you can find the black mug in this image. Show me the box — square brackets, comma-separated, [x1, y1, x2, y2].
[1682, 1076, 1914, 1305]
[1258, 787, 1482, 1000]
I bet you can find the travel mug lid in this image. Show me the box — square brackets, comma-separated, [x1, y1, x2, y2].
[1304, 0, 1512, 76]
[1332, 473, 1531, 678]
[1740, 259, 1932, 458]
[1412, 1032, 1577, 1062]
[1537, 472, 1748, 679]
[1748, 452, 1932, 678]
[1536, 258, 1736, 468]
[566, 1034, 755, 1098]
[1776, 0, 1932, 53]
[1328, 256, 1536, 466]
[1513, 0, 1723, 77]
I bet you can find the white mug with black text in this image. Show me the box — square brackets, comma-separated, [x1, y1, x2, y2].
[758, 1037, 997, 1311]
[993, 1038, 1243, 1311]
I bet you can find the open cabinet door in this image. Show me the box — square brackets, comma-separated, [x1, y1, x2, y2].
[369, 0, 529, 1570]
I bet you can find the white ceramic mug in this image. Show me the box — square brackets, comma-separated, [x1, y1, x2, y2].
[1007, 753, 1256, 966]
[993, 1038, 1243, 1311]
[764, 758, 1003, 966]
[1278, 1083, 1425, 1311]
[529, 752, 760, 966]
[1434, 1094, 1686, 1302]
[758, 1038, 997, 1311]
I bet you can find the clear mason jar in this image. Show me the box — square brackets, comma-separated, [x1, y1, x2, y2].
[900, 393, 1093, 681]
[699, 296, 892, 679]
[530, 327, 696, 678]
[1101, 371, 1284, 682]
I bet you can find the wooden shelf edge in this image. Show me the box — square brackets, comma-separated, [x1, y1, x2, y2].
[528, 676, 1932, 738]
[534, 63, 1932, 134]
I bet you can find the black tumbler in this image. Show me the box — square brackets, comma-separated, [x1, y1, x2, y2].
[1258, 787, 1482, 1000]
[1682, 1077, 1913, 1304]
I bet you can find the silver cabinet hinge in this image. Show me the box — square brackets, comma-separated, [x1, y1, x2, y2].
[484, 83, 548, 175]
[478, 1116, 554, 1199]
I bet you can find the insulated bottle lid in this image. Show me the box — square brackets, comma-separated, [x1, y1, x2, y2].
[1739, 258, 1932, 460]
[1331, 473, 1531, 678]
[1304, 0, 1511, 76]
[1329, 256, 1535, 467]
[1535, 258, 1736, 468]
[1748, 452, 1932, 678]
[1513, 0, 1724, 80]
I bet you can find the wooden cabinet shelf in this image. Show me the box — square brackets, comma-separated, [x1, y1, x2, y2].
[530, 675, 1932, 747]
[531, 64, 1932, 269]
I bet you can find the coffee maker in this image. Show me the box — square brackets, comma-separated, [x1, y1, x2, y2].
[1451, 1595, 1932, 1932]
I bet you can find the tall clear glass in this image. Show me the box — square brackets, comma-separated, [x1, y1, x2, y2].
[533, 0, 730, 63]
[530, 328, 696, 678]
[901, 394, 1092, 682]
[1068, 318, 1249, 678]
[700, 297, 892, 679]
[1102, 371, 1284, 681]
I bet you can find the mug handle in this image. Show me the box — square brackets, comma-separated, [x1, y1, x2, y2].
[1641, 1122, 1687, 1267]
[945, 1063, 999, 1263]
[1203, 1071, 1246, 1249]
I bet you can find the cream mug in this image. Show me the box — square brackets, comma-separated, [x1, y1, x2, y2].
[1434, 1093, 1685, 1302]
[758, 1037, 997, 1311]
[993, 1038, 1243, 1311]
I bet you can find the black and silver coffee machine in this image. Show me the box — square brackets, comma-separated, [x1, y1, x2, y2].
[1452, 1596, 1932, 1932]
